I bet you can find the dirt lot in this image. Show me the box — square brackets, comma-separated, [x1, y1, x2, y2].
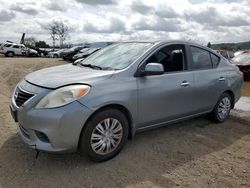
[0, 57, 250, 188]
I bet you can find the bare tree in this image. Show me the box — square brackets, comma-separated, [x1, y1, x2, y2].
[55, 21, 69, 47]
[24, 37, 37, 48]
[47, 21, 58, 48]
[46, 21, 69, 48]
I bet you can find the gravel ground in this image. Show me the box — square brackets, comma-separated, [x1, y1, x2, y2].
[0, 56, 249, 188]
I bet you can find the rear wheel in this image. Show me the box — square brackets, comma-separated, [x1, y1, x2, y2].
[79, 109, 129, 162]
[6, 51, 14, 57]
[53, 54, 59, 58]
[210, 93, 232, 123]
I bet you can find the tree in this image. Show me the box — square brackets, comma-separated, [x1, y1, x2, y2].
[47, 21, 58, 48]
[55, 21, 69, 47]
[47, 20, 69, 48]
[35, 41, 50, 48]
[207, 42, 211, 48]
[24, 37, 37, 48]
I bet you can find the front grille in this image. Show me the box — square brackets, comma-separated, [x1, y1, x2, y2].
[15, 88, 34, 107]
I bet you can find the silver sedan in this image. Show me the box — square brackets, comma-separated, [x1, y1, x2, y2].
[10, 41, 243, 161]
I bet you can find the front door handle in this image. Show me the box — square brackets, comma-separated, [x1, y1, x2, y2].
[181, 81, 190, 87]
[219, 77, 226, 81]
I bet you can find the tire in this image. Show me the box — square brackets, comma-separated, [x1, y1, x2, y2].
[210, 93, 232, 123]
[53, 54, 59, 58]
[79, 109, 129, 162]
[244, 73, 250, 81]
[6, 51, 14, 57]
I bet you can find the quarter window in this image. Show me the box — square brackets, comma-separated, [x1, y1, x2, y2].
[4, 44, 12, 47]
[190, 46, 212, 70]
[210, 53, 220, 67]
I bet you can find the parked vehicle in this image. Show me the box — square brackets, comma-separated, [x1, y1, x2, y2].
[234, 50, 249, 57]
[0, 42, 27, 57]
[48, 48, 67, 58]
[62, 46, 86, 62]
[27, 48, 39, 57]
[10, 41, 243, 161]
[231, 52, 250, 80]
[216, 50, 234, 60]
[72, 48, 100, 62]
[61, 46, 85, 60]
[0, 42, 38, 57]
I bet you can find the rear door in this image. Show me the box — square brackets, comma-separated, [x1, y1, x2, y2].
[188, 46, 226, 113]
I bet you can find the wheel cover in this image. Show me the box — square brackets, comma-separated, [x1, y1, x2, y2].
[218, 97, 231, 120]
[91, 118, 123, 155]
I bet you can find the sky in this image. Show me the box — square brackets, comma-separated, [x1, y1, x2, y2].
[0, 0, 250, 45]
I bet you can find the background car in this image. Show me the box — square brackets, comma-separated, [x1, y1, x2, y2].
[72, 48, 100, 62]
[48, 48, 67, 58]
[0, 42, 27, 57]
[62, 46, 86, 61]
[231, 52, 250, 80]
[216, 50, 234, 59]
[234, 50, 249, 57]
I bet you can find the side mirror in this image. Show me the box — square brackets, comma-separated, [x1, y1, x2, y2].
[142, 63, 164, 76]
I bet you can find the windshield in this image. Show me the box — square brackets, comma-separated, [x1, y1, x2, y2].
[81, 42, 153, 70]
[232, 53, 250, 64]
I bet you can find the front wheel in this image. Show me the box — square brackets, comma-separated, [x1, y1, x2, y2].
[79, 109, 129, 162]
[210, 93, 232, 123]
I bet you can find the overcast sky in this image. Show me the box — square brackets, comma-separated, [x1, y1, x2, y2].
[0, 0, 250, 45]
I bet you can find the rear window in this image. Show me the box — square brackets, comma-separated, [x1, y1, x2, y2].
[190, 46, 212, 70]
[4, 44, 12, 47]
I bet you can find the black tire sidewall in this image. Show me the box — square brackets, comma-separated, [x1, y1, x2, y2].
[80, 109, 129, 162]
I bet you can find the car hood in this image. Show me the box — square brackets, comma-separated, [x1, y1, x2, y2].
[25, 64, 115, 89]
[231, 60, 250, 66]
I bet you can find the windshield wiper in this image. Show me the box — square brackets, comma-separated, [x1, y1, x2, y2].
[80, 63, 103, 70]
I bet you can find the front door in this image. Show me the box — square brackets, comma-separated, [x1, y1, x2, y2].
[137, 44, 194, 129]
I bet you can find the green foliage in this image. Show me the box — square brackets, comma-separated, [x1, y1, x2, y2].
[35, 41, 50, 48]
[207, 42, 211, 48]
[211, 41, 250, 51]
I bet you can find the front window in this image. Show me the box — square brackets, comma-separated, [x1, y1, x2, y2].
[81, 42, 153, 70]
[145, 44, 186, 73]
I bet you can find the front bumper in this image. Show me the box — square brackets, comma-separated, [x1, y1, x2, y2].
[10, 82, 93, 153]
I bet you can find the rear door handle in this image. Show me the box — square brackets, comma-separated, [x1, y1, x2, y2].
[181, 81, 190, 87]
[219, 77, 226, 81]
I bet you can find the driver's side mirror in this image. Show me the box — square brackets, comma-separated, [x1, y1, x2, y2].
[139, 63, 164, 76]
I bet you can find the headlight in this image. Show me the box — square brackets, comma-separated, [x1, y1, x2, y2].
[35, 85, 90, 109]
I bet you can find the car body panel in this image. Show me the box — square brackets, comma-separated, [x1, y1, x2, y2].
[137, 71, 195, 127]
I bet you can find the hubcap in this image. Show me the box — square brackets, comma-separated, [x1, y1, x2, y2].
[91, 118, 123, 155]
[218, 97, 231, 120]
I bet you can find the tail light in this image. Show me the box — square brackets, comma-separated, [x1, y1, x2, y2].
[236, 67, 244, 77]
